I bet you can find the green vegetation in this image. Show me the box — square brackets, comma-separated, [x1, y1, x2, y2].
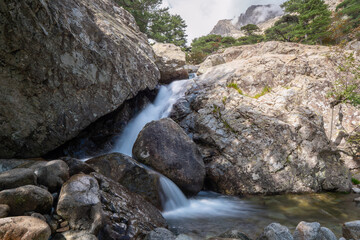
[329, 52, 360, 107]
[227, 83, 243, 95]
[268, 0, 332, 44]
[241, 24, 260, 36]
[351, 177, 360, 185]
[337, 0, 360, 29]
[116, 0, 187, 47]
[253, 86, 271, 99]
[186, 33, 263, 64]
[185, 0, 360, 64]
[265, 15, 299, 42]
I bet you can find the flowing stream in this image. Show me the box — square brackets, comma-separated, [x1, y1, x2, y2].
[111, 79, 360, 239]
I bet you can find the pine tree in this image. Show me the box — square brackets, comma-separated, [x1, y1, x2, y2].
[116, 0, 187, 46]
[270, 0, 332, 44]
[265, 15, 299, 42]
[240, 24, 260, 36]
[336, 0, 360, 29]
[148, 11, 188, 47]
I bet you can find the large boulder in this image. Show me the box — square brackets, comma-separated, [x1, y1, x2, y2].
[53, 231, 98, 240]
[0, 168, 37, 191]
[30, 160, 69, 192]
[56, 174, 103, 234]
[145, 227, 176, 240]
[171, 41, 353, 195]
[343, 220, 360, 240]
[86, 153, 162, 208]
[60, 157, 95, 176]
[0, 0, 159, 158]
[133, 118, 205, 196]
[293, 222, 337, 240]
[258, 223, 293, 240]
[0, 216, 51, 240]
[92, 172, 167, 239]
[153, 43, 188, 84]
[0, 185, 53, 215]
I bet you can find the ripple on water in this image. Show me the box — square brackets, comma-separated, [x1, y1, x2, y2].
[163, 192, 360, 239]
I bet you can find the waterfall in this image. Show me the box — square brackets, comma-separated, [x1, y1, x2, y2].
[159, 176, 190, 211]
[113, 79, 191, 156]
[112, 79, 192, 210]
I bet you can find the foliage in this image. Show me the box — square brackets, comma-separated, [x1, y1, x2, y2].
[351, 177, 360, 185]
[241, 24, 260, 36]
[265, 15, 299, 42]
[148, 10, 187, 47]
[253, 86, 271, 99]
[266, 0, 332, 44]
[186, 35, 223, 64]
[227, 83, 243, 95]
[187, 34, 265, 64]
[329, 52, 360, 107]
[336, 0, 360, 29]
[116, 0, 187, 47]
[236, 34, 265, 45]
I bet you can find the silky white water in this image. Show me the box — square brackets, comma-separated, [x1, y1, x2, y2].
[113, 79, 191, 156]
[112, 79, 192, 210]
[111, 78, 259, 234]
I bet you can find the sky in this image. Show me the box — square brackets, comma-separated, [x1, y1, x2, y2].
[161, 0, 286, 43]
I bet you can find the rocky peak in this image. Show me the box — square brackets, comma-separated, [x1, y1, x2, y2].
[210, 4, 283, 37]
[234, 4, 284, 28]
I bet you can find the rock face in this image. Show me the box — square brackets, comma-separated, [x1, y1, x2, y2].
[92, 172, 166, 239]
[0, 216, 51, 240]
[171, 42, 354, 195]
[56, 174, 103, 234]
[210, 5, 283, 38]
[0, 0, 159, 158]
[133, 118, 205, 196]
[0, 168, 37, 191]
[153, 43, 189, 84]
[86, 153, 162, 208]
[0, 204, 10, 218]
[0, 185, 53, 215]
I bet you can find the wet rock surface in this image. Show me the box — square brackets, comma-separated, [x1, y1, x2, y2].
[60, 157, 95, 176]
[87, 153, 163, 209]
[0, 0, 159, 158]
[0, 185, 53, 215]
[343, 220, 360, 240]
[145, 227, 177, 240]
[0, 168, 37, 191]
[258, 223, 293, 240]
[92, 172, 167, 239]
[133, 118, 205, 196]
[56, 174, 102, 234]
[30, 160, 69, 192]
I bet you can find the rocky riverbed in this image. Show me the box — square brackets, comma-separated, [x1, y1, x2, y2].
[1, 0, 360, 239]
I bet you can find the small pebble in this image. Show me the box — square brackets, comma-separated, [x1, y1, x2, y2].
[56, 226, 70, 233]
[60, 221, 68, 228]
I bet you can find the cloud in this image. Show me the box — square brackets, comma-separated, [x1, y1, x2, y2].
[162, 0, 286, 43]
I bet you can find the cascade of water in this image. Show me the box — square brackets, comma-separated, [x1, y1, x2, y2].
[113, 79, 190, 156]
[159, 176, 190, 211]
[112, 79, 191, 210]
